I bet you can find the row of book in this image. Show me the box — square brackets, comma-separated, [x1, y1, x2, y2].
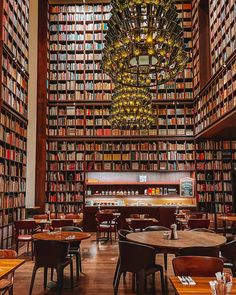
[0, 113, 27, 137]
[47, 128, 194, 137]
[46, 141, 195, 152]
[50, 23, 107, 32]
[46, 172, 82, 181]
[0, 147, 26, 163]
[0, 177, 26, 192]
[0, 163, 26, 178]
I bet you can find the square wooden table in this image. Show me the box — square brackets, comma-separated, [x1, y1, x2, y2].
[0, 259, 25, 279]
[169, 276, 236, 294]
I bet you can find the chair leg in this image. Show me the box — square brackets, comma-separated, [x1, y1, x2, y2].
[31, 241, 34, 260]
[75, 253, 79, 280]
[136, 270, 145, 295]
[27, 242, 29, 255]
[15, 241, 19, 254]
[44, 267, 48, 289]
[159, 268, 166, 295]
[56, 267, 63, 295]
[79, 251, 82, 273]
[8, 285, 13, 295]
[29, 265, 37, 295]
[164, 253, 168, 271]
[132, 273, 136, 292]
[113, 258, 120, 287]
[114, 271, 122, 295]
[70, 260, 74, 289]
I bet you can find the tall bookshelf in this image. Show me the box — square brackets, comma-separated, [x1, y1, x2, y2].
[44, 1, 196, 214]
[192, 0, 236, 224]
[0, 0, 29, 248]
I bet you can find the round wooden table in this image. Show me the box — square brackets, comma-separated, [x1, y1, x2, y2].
[33, 231, 91, 242]
[217, 215, 236, 235]
[126, 231, 226, 254]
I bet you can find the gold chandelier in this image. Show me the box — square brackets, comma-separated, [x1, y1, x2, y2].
[110, 85, 154, 129]
[102, 0, 188, 87]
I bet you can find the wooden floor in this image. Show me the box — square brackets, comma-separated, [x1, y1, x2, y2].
[14, 233, 176, 295]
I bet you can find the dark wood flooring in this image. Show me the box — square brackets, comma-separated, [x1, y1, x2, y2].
[14, 233, 176, 294]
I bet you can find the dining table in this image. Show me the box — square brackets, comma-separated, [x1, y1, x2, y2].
[0, 259, 25, 280]
[126, 230, 226, 254]
[33, 231, 91, 242]
[217, 215, 236, 235]
[169, 276, 236, 294]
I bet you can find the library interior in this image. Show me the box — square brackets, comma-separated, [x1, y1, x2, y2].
[0, 0, 236, 294]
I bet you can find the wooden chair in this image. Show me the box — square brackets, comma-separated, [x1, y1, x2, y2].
[178, 246, 219, 257]
[114, 241, 165, 295]
[14, 220, 38, 259]
[172, 256, 224, 277]
[129, 219, 154, 232]
[51, 219, 74, 230]
[187, 218, 210, 230]
[0, 250, 17, 295]
[144, 226, 169, 271]
[29, 240, 73, 295]
[220, 240, 236, 276]
[96, 212, 117, 243]
[61, 226, 83, 280]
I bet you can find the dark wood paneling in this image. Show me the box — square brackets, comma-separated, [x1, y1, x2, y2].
[35, 0, 48, 212]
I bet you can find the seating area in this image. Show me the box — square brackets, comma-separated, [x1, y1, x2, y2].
[10, 210, 236, 295]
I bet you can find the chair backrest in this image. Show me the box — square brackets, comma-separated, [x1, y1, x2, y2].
[96, 213, 115, 224]
[119, 241, 155, 273]
[0, 250, 17, 259]
[61, 226, 82, 232]
[34, 240, 69, 268]
[144, 225, 169, 231]
[178, 246, 219, 257]
[118, 229, 132, 241]
[61, 226, 82, 247]
[130, 219, 153, 231]
[172, 256, 224, 277]
[220, 240, 236, 265]
[14, 220, 37, 236]
[190, 228, 215, 233]
[33, 214, 48, 220]
[51, 219, 74, 229]
[187, 219, 210, 229]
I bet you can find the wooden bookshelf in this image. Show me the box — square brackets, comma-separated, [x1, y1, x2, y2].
[195, 53, 236, 135]
[0, 0, 29, 248]
[38, 0, 196, 214]
[209, 0, 236, 75]
[34, 0, 236, 223]
[196, 140, 236, 227]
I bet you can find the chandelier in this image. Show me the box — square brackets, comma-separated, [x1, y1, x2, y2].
[110, 85, 154, 129]
[102, 0, 188, 87]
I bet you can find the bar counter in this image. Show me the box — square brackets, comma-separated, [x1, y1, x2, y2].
[83, 205, 196, 231]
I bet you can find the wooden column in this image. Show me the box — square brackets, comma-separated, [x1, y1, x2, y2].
[35, 0, 48, 212]
[199, 0, 211, 89]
